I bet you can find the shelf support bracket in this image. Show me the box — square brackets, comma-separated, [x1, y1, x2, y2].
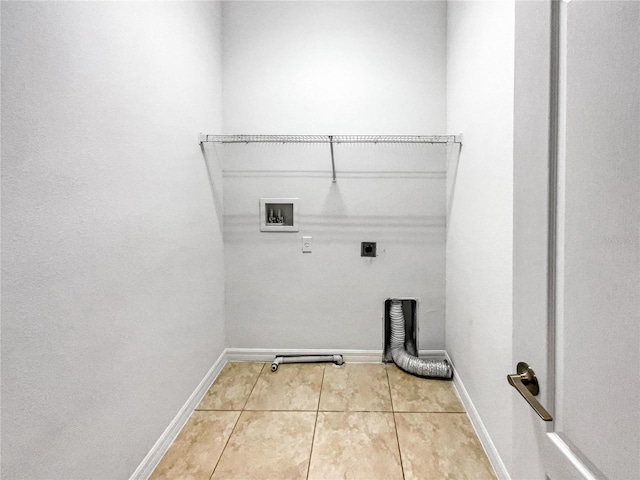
[329, 135, 337, 183]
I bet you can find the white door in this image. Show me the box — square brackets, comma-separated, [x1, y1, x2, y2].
[512, 1, 639, 479]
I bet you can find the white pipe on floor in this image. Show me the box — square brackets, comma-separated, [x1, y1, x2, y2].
[271, 354, 344, 372]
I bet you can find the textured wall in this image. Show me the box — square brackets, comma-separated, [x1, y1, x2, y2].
[445, 0, 515, 473]
[221, 1, 448, 351]
[1, 2, 225, 479]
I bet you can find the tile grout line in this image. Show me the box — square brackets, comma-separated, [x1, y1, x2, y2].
[386, 364, 406, 480]
[392, 411, 406, 480]
[207, 410, 242, 480]
[306, 364, 325, 480]
[208, 362, 266, 480]
[241, 362, 267, 411]
[390, 410, 467, 414]
[196, 408, 464, 413]
[236, 408, 317, 413]
[315, 408, 394, 412]
[385, 363, 397, 413]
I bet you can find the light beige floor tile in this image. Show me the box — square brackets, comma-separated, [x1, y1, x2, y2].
[197, 362, 264, 410]
[319, 363, 392, 412]
[307, 412, 404, 480]
[244, 363, 324, 411]
[395, 413, 496, 480]
[149, 410, 240, 480]
[386, 363, 464, 412]
[211, 411, 316, 480]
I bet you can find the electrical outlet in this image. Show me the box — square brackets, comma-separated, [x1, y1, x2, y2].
[361, 242, 376, 257]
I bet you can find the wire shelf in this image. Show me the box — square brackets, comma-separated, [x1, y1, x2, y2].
[198, 133, 463, 183]
[199, 134, 462, 144]
[332, 135, 458, 144]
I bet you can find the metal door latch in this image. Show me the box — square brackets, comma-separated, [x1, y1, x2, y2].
[507, 362, 553, 421]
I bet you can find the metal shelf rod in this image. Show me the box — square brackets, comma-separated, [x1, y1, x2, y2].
[329, 135, 336, 183]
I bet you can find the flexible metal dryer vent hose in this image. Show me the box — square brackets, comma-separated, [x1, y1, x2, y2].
[390, 300, 453, 379]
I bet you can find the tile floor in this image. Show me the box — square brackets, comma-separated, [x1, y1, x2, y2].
[150, 362, 496, 480]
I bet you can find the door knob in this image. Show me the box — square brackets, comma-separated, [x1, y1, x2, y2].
[507, 362, 553, 421]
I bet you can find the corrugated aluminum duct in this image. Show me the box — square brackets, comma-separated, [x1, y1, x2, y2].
[389, 299, 452, 379]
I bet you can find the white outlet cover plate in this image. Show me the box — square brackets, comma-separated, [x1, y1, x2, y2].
[302, 236, 312, 253]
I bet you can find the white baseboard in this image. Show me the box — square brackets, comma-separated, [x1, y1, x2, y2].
[445, 352, 510, 480]
[226, 348, 448, 364]
[418, 349, 448, 358]
[129, 349, 228, 480]
[226, 348, 383, 363]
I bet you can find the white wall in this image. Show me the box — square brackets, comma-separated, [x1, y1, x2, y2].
[446, 0, 515, 473]
[221, 1, 448, 351]
[0, 2, 225, 479]
[222, 1, 446, 135]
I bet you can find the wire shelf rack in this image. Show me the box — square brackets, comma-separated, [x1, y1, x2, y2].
[199, 134, 462, 144]
[199, 133, 463, 182]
